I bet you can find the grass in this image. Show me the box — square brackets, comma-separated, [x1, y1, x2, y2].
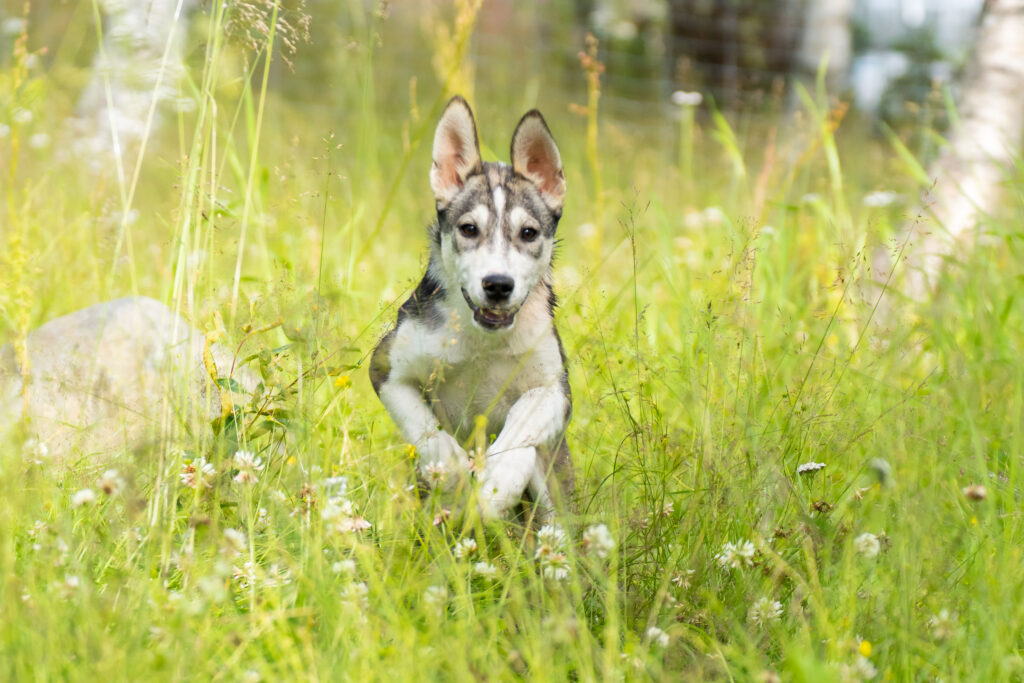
[2, 2, 1024, 680]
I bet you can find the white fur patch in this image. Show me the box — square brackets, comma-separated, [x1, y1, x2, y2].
[492, 186, 506, 221]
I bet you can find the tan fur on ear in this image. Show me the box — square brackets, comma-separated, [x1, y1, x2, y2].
[510, 111, 565, 212]
[430, 96, 482, 206]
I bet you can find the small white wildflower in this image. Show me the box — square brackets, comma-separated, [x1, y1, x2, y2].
[197, 575, 227, 603]
[927, 608, 957, 640]
[223, 528, 246, 556]
[715, 539, 756, 570]
[581, 523, 615, 559]
[797, 461, 826, 474]
[541, 552, 570, 581]
[423, 584, 448, 615]
[332, 559, 356, 574]
[453, 537, 478, 560]
[671, 90, 703, 107]
[12, 108, 32, 125]
[22, 438, 49, 463]
[321, 496, 371, 533]
[671, 569, 695, 589]
[0, 123, 9, 138]
[341, 581, 369, 606]
[422, 461, 447, 485]
[537, 524, 568, 547]
[241, 671, 261, 683]
[71, 488, 97, 508]
[747, 597, 784, 628]
[854, 655, 878, 679]
[27, 520, 46, 538]
[473, 561, 498, 578]
[232, 451, 264, 484]
[233, 561, 258, 589]
[263, 563, 291, 588]
[255, 507, 270, 530]
[645, 626, 670, 648]
[180, 457, 216, 489]
[28, 133, 50, 149]
[97, 469, 126, 495]
[323, 475, 348, 496]
[853, 532, 881, 559]
[862, 191, 901, 208]
[2, 18, 26, 36]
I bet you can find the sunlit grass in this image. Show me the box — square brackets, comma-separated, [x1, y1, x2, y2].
[2, 2, 1024, 680]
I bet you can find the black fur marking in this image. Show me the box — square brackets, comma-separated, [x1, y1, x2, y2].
[397, 271, 447, 328]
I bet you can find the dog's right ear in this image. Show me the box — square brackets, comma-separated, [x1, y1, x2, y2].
[430, 96, 482, 208]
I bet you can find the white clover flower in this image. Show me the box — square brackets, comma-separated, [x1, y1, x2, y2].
[71, 488, 97, 508]
[854, 655, 878, 680]
[232, 451, 264, 484]
[233, 561, 258, 589]
[341, 581, 369, 608]
[97, 469, 126, 495]
[180, 457, 216, 489]
[223, 528, 246, 556]
[853, 532, 880, 558]
[715, 539, 756, 570]
[581, 523, 615, 559]
[255, 507, 270, 530]
[645, 626, 670, 648]
[473, 561, 498, 578]
[928, 608, 957, 640]
[22, 438, 49, 463]
[2, 18, 26, 36]
[541, 552, 570, 581]
[423, 584, 448, 615]
[323, 476, 348, 497]
[862, 191, 901, 208]
[671, 569, 695, 589]
[797, 461, 826, 474]
[263, 564, 291, 588]
[453, 537, 478, 560]
[671, 90, 702, 107]
[537, 524, 568, 549]
[748, 597, 783, 628]
[321, 496, 371, 533]
[422, 461, 447, 485]
[332, 559, 356, 574]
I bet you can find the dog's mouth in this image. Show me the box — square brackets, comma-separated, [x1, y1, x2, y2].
[461, 288, 518, 330]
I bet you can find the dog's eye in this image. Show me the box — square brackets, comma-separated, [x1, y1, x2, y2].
[520, 226, 539, 242]
[458, 223, 478, 238]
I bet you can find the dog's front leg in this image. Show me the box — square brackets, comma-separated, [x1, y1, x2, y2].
[479, 385, 569, 520]
[377, 380, 471, 491]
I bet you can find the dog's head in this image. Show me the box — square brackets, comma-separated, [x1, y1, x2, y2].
[429, 96, 565, 332]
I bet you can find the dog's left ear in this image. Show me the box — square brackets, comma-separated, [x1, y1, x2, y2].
[510, 111, 565, 213]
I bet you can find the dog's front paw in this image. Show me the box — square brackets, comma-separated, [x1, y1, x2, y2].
[416, 431, 471, 492]
[478, 446, 537, 520]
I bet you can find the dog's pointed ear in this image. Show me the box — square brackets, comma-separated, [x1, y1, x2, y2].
[430, 96, 482, 207]
[510, 110, 565, 213]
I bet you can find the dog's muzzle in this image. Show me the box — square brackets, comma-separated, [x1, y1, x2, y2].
[462, 288, 518, 330]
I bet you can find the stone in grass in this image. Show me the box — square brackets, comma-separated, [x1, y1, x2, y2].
[0, 296, 257, 458]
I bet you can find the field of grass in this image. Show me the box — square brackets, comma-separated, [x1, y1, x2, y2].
[2, 2, 1024, 680]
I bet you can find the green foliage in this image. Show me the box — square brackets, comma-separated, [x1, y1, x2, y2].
[2, 2, 1023, 680]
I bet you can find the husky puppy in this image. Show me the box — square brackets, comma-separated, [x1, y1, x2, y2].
[370, 96, 572, 521]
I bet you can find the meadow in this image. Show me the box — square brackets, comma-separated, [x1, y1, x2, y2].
[2, 2, 1023, 680]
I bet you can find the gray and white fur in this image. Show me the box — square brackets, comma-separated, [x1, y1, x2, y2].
[370, 96, 572, 521]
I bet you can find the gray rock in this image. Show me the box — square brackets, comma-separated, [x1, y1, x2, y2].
[0, 297, 257, 458]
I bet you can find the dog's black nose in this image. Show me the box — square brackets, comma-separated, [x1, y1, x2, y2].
[481, 274, 514, 302]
